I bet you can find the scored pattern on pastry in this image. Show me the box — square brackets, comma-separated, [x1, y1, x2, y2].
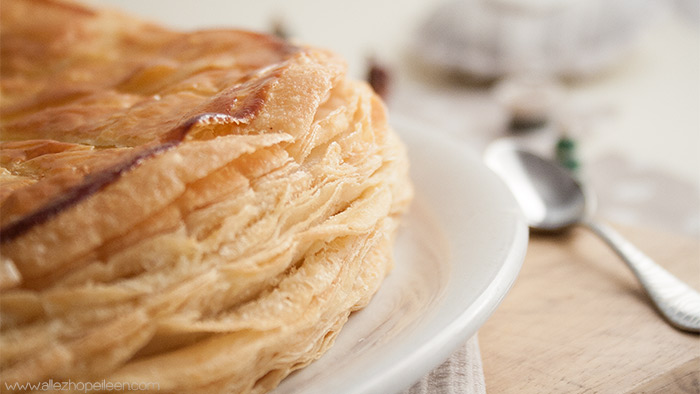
[0, 1, 413, 393]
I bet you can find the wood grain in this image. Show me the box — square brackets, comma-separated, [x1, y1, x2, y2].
[480, 224, 700, 393]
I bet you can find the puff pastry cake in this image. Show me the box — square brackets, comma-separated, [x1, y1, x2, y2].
[0, 1, 412, 393]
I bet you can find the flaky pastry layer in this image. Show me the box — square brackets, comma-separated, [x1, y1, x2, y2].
[0, 0, 412, 393]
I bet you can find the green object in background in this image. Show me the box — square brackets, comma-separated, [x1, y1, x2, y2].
[555, 135, 579, 172]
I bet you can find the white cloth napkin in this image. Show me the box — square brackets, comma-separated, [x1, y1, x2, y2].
[402, 335, 486, 394]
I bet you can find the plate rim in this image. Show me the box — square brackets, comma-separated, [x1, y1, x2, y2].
[367, 114, 529, 394]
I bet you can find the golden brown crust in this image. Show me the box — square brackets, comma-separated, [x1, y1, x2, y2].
[0, 0, 317, 237]
[0, 1, 412, 393]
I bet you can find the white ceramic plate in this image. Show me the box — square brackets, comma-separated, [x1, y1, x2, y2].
[273, 116, 529, 394]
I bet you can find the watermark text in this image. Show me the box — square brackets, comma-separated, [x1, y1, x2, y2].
[4, 379, 160, 392]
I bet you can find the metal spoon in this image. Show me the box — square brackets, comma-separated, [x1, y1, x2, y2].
[485, 141, 700, 333]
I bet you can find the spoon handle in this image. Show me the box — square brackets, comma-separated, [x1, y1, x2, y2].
[582, 219, 700, 333]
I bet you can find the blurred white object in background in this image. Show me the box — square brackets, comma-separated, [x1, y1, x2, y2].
[413, 0, 660, 79]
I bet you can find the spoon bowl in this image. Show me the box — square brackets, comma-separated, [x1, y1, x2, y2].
[485, 142, 587, 231]
[485, 141, 700, 333]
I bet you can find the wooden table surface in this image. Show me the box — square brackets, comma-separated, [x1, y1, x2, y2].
[479, 224, 700, 394]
